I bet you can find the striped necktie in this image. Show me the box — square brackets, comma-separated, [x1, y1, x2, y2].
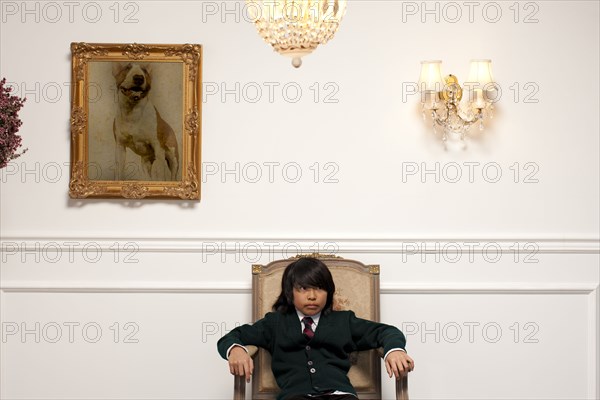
[302, 317, 315, 340]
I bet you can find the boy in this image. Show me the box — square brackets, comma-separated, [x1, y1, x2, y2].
[218, 257, 414, 399]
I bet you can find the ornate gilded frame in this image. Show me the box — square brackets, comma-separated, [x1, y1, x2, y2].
[69, 42, 202, 199]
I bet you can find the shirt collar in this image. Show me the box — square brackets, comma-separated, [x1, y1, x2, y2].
[296, 309, 321, 326]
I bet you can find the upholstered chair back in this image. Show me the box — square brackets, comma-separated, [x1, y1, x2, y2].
[250, 254, 382, 399]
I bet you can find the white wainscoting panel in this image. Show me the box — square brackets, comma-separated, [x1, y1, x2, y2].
[1, 239, 598, 399]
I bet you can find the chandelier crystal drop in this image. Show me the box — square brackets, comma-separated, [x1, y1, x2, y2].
[247, 0, 347, 68]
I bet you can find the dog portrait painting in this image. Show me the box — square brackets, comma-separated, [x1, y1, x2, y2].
[87, 61, 183, 182]
[112, 62, 179, 181]
[69, 42, 202, 199]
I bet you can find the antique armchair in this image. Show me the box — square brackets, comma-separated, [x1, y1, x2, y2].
[233, 254, 409, 400]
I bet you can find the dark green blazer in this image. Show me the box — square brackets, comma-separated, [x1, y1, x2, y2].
[217, 310, 406, 400]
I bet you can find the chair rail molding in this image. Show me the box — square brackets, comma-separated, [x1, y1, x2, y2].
[1, 236, 598, 254]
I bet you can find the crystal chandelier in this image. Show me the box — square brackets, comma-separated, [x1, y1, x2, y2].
[246, 0, 347, 68]
[419, 60, 497, 143]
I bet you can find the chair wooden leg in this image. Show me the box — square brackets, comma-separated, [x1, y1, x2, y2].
[234, 375, 245, 400]
[395, 375, 409, 400]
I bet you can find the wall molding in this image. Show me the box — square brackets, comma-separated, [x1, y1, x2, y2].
[1, 281, 597, 294]
[1, 237, 598, 254]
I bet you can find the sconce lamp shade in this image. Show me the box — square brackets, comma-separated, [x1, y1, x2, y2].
[467, 59, 495, 88]
[247, 0, 347, 68]
[419, 60, 445, 92]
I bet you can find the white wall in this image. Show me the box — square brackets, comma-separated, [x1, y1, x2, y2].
[1, 1, 598, 399]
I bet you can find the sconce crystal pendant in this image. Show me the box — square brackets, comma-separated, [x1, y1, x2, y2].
[246, 0, 347, 68]
[418, 59, 497, 143]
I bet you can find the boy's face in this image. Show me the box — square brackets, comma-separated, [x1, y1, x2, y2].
[293, 285, 327, 316]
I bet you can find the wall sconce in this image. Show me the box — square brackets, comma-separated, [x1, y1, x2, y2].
[246, 0, 346, 68]
[419, 59, 497, 143]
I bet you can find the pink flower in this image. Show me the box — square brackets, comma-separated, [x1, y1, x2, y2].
[0, 78, 27, 169]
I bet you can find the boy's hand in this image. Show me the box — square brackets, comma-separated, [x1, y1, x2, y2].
[228, 346, 254, 383]
[385, 350, 414, 379]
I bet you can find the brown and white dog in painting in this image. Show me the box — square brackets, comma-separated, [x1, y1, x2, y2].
[112, 63, 179, 181]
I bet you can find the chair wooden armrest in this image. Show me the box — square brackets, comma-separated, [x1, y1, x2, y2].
[377, 348, 409, 400]
[233, 346, 258, 400]
[396, 374, 409, 400]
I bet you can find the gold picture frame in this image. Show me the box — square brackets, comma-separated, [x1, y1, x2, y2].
[69, 42, 202, 199]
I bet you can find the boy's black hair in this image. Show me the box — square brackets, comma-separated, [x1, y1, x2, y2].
[272, 257, 336, 315]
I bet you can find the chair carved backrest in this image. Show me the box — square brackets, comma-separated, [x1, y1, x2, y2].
[250, 254, 382, 400]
